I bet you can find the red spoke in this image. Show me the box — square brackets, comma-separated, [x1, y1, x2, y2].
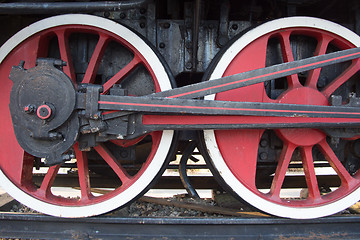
[19, 34, 50, 68]
[318, 139, 353, 187]
[269, 142, 296, 198]
[321, 60, 360, 98]
[305, 35, 332, 89]
[20, 153, 35, 187]
[300, 146, 321, 200]
[56, 29, 76, 82]
[110, 135, 146, 148]
[82, 34, 110, 84]
[102, 55, 142, 94]
[39, 165, 60, 196]
[94, 144, 131, 183]
[278, 31, 302, 89]
[74, 144, 93, 200]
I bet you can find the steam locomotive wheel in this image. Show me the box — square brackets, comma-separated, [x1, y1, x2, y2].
[0, 14, 175, 217]
[204, 17, 360, 219]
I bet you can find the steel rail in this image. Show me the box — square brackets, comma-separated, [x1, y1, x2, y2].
[0, 213, 360, 239]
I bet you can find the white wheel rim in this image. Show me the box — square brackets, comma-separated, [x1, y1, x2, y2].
[0, 14, 174, 218]
[204, 16, 360, 219]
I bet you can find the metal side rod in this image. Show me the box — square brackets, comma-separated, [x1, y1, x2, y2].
[152, 47, 360, 99]
[98, 95, 360, 119]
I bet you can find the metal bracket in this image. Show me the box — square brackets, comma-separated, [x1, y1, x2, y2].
[83, 84, 102, 120]
[217, 0, 230, 48]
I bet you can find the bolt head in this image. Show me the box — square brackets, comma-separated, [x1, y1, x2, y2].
[185, 62, 193, 70]
[259, 152, 268, 160]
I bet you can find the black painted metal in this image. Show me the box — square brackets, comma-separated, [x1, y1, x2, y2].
[98, 94, 360, 118]
[1, 213, 360, 239]
[96, 94, 360, 139]
[0, 0, 149, 14]
[179, 141, 200, 199]
[9, 59, 78, 165]
[192, 0, 201, 71]
[139, 122, 360, 134]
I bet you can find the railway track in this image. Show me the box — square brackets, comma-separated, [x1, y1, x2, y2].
[1, 174, 360, 239]
[2, 0, 360, 222]
[1, 210, 360, 239]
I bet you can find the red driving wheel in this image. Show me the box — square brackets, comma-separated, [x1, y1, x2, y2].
[0, 14, 175, 217]
[204, 17, 360, 219]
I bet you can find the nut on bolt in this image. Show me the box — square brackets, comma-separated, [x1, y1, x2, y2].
[24, 104, 36, 114]
[185, 62, 193, 70]
[48, 132, 63, 140]
[62, 153, 75, 161]
[260, 139, 268, 148]
[92, 112, 102, 120]
[53, 59, 67, 67]
[259, 152, 268, 160]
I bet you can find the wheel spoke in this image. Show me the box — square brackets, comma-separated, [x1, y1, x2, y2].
[82, 34, 110, 84]
[300, 146, 321, 200]
[318, 139, 353, 187]
[21, 35, 48, 68]
[74, 144, 93, 200]
[102, 55, 142, 94]
[94, 144, 131, 183]
[38, 165, 60, 196]
[20, 153, 34, 187]
[278, 31, 302, 89]
[110, 136, 145, 148]
[269, 142, 296, 198]
[305, 35, 332, 89]
[56, 29, 76, 81]
[321, 60, 360, 98]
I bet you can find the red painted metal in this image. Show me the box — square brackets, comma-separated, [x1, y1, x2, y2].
[142, 115, 360, 125]
[99, 98, 360, 117]
[36, 104, 52, 120]
[212, 27, 360, 207]
[0, 24, 164, 206]
[102, 55, 141, 94]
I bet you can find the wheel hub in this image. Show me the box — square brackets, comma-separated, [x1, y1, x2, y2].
[36, 104, 53, 120]
[9, 58, 79, 165]
[278, 87, 328, 105]
[277, 87, 328, 146]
